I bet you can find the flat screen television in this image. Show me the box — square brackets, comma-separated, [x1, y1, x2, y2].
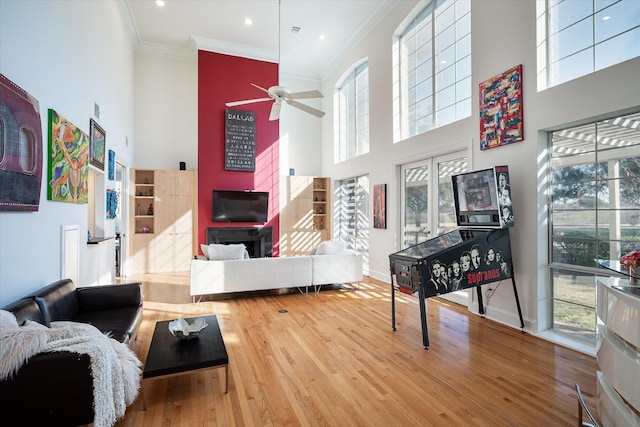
[452, 165, 514, 228]
[212, 190, 269, 223]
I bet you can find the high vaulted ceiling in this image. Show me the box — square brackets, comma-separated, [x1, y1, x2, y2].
[123, 0, 393, 80]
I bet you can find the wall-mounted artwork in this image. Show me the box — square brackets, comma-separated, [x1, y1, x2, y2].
[89, 118, 106, 170]
[106, 188, 118, 219]
[479, 64, 523, 151]
[373, 183, 386, 229]
[108, 149, 115, 180]
[225, 108, 256, 171]
[0, 73, 43, 211]
[47, 109, 89, 204]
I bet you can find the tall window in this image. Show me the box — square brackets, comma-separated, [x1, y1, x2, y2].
[335, 61, 369, 163]
[548, 110, 640, 342]
[393, 0, 471, 142]
[537, 0, 640, 90]
[335, 175, 370, 267]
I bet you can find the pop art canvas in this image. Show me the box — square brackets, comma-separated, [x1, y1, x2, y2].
[47, 109, 89, 203]
[479, 64, 523, 150]
[0, 73, 43, 211]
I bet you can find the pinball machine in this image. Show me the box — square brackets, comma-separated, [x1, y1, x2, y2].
[389, 165, 524, 348]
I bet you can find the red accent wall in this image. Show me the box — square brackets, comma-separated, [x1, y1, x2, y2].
[197, 50, 280, 256]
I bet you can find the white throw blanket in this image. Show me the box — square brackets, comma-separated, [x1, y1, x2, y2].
[0, 310, 141, 427]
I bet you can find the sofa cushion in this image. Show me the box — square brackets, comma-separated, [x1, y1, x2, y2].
[3, 298, 45, 326]
[203, 243, 250, 260]
[311, 250, 363, 286]
[314, 239, 347, 255]
[76, 283, 142, 311]
[31, 279, 80, 326]
[73, 306, 142, 344]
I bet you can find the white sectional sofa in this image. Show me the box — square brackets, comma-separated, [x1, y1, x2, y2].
[190, 249, 363, 298]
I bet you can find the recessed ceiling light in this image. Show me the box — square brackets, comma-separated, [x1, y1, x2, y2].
[319, 34, 326, 41]
[602, 15, 611, 21]
[156, 0, 165, 7]
[245, 18, 253, 26]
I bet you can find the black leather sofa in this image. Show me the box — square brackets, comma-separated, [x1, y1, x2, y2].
[0, 279, 143, 426]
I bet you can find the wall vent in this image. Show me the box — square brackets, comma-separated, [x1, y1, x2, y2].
[290, 26, 301, 34]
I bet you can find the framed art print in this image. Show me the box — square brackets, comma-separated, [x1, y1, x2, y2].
[89, 118, 106, 170]
[479, 64, 523, 151]
[373, 183, 386, 229]
[108, 149, 115, 180]
[48, 109, 89, 204]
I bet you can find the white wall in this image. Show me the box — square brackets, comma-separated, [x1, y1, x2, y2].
[0, 0, 136, 305]
[132, 58, 323, 176]
[320, 0, 640, 333]
[279, 75, 323, 177]
[134, 53, 198, 171]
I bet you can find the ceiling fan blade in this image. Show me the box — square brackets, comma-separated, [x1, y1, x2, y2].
[250, 83, 270, 94]
[269, 101, 282, 121]
[286, 99, 325, 118]
[225, 97, 271, 107]
[287, 90, 324, 100]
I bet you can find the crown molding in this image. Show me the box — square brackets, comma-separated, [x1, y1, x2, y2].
[324, 0, 395, 79]
[136, 41, 196, 61]
[117, 0, 141, 47]
[191, 35, 278, 64]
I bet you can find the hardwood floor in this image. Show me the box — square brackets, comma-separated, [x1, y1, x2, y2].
[116, 273, 597, 426]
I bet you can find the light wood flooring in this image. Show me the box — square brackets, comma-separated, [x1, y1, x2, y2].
[115, 273, 597, 426]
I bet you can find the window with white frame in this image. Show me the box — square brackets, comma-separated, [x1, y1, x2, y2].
[393, 0, 471, 142]
[548, 110, 640, 342]
[536, 0, 640, 90]
[334, 61, 369, 163]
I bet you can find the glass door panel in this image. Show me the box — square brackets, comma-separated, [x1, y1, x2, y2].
[400, 152, 468, 305]
[437, 157, 468, 233]
[436, 155, 468, 305]
[402, 163, 431, 247]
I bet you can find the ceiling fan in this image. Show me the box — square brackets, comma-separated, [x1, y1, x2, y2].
[226, 84, 324, 121]
[225, 1, 325, 121]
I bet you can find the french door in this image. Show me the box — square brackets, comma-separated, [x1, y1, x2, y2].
[400, 151, 468, 304]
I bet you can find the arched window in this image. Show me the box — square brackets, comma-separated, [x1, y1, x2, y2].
[393, 0, 471, 142]
[334, 60, 369, 163]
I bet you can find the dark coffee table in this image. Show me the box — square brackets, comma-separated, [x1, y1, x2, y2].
[142, 314, 229, 409]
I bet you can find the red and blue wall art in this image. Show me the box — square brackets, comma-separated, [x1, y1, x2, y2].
[479, 64, 523, 151]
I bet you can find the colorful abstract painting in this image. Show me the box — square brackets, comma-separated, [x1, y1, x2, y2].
[0, 73, 43, 211]
[108, 149, 115, 180]
[479, 64, 523, 150]
[47, 109, 89, 203]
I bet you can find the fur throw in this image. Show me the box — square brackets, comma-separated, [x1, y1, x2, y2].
[0, 310, 141, 427]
